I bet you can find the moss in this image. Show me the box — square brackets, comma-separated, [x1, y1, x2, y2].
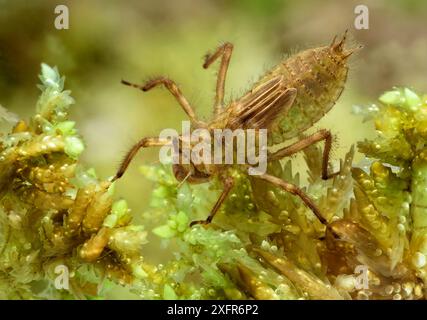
[0, 65, 426, 300]
[0, 64, 147, 299]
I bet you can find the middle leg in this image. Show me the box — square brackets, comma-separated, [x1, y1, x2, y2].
[190, 176, 234, 226]
[203, 42, 234, 115]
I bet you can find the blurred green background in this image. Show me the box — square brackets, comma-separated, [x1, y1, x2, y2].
[1, 0, 427, 276]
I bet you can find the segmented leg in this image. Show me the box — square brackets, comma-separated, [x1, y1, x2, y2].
[190, 176, 234, 226]
[254, 172, 327, 225]
[203, 42, 234, 115]
[269, 129, 336, 180]
[113, 137, 170, 181]
[121, 78, 205, 127]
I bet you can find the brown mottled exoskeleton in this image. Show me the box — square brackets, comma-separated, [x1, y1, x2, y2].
[113, 32, 359, 226]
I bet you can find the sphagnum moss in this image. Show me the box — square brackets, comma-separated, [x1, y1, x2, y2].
[0, 65, 426, 300]
[0, 64, 149, 299]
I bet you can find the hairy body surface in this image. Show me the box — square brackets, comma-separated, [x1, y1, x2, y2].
[114, 32, 358, 226]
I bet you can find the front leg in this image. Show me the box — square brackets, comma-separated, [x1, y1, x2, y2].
[121, 77, 205, 127]
[113, 136, 170, 181]
[190, 176, 234, 226]
[269, 129, 336, 180]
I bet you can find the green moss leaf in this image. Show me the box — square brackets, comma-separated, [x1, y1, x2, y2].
[163, 284, 178, 300]
[64, 136, 85, 159]
[153, 225, 176, 238]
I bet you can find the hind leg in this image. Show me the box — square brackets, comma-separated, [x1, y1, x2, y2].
[269, 129, 337, 180]
[253, 171, 327, 225]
